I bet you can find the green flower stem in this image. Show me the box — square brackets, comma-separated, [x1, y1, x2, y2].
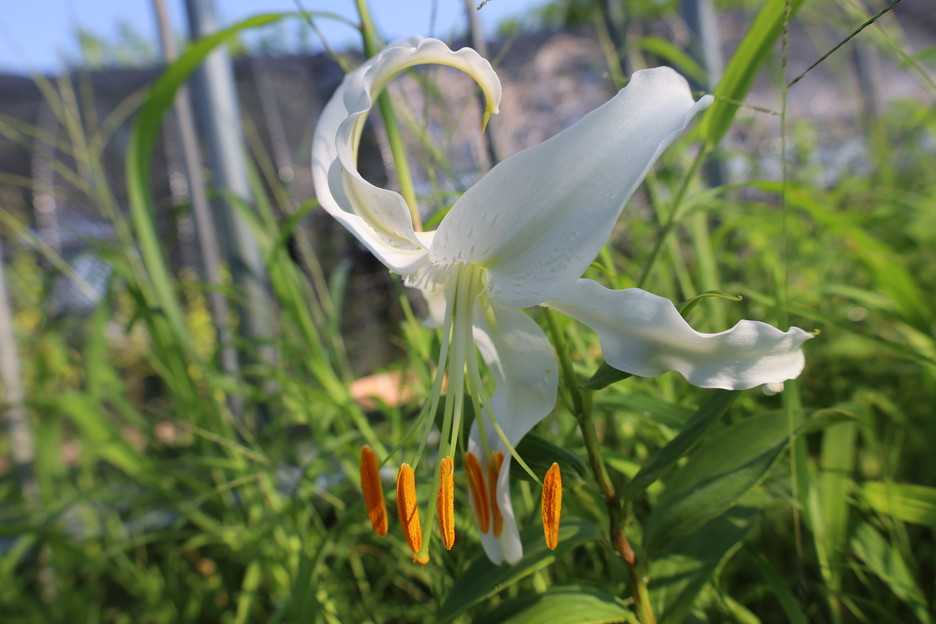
[354, 0, 422, 231]
[544, 309, 655, 624]
[637, 146, 708, 289]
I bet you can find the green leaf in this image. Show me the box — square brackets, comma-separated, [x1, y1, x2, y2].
[809, 420, 857, 599]
[702, 0, 805, 147]
[126, 11, 290, 348]
[644, 411, 792, 553]
[624, 391, 737, 498]
[55, 392, 149, 480]
[851, 522, 932, 624]
[481, 584, 637, 624]
[862, 481, 936, 527]
[756, 182, 933, 330]
[751, 552, 809, 624]
[437, 518, 601, 622]
[803, 420, 857, 620]
[515, 433, 588, 482]
[638, 36, 706, 85]
[651, 508, 755, 624]
[583, 361, 631, 390]
[597, 393, 694, 429]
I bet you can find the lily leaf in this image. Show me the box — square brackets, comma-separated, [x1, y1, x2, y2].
[644, 411, 793, 554]
[851, 522, 932, 624]
[515, 433, 588, 482]
[624, 390, 737, 499]
[583, 361, 631, 390]
[437, 518, 601, 622]
[479, 584, 637, 624]
[862, 481, 936, 528]
[650, 508, 756, 624]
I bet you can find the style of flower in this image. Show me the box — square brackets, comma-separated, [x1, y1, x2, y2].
[313, 37, 811, 565]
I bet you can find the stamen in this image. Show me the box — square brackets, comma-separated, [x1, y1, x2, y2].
[437, 457, 456, 550]
[541, 462, 562, 550]
[359, 446, 387, 536]
[488, 451, 504, 537]
[396, 464, 428, 564]
[464, 452, 490, 533]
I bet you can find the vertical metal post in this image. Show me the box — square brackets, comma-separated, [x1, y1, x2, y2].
[681, 0, 724, 90]
[850, 43, 880, 123]
[183, 0, 275, 369]
[681, 0, 725, 188]
[32, 104, 62, 254]
[598, 0, 630, 75]
[681, 0, 727, 329]
[151, 0, 242, 408]
[463, 0, 499, 167]
[0, 240, 35, 502]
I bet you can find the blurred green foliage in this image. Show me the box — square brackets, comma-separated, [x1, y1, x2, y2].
[2, 1, 935, 623]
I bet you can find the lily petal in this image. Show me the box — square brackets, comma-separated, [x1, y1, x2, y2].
[312, 37, 501, 273]
[431, 67, 712, 307]
[469, 304, 558, 564]
[548, 279, 812, 390]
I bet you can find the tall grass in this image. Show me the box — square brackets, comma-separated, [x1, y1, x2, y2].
[1, 1, 935, 622]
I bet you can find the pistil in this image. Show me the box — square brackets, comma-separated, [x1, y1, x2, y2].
[487, 451, 505, 537]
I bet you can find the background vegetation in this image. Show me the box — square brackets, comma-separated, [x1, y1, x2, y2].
[1, 0, 934, 622]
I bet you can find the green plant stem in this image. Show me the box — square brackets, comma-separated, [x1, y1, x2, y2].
[637, 146, 708, 289]
[544, 310, 655, 624]
[354, 0, 421, 230]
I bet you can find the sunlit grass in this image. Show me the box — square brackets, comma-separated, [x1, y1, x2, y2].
[1, 2, 935, 623]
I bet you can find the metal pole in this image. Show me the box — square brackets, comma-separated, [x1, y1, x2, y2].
[183, 0, 275, 371]
[0, 239, 35, 502]
[681, 0, 727, 329]
[462, 0, 499, 167]
[597, 0, 630, 75]
[680, 0, 724, 90]
[151, 0, 242, 401]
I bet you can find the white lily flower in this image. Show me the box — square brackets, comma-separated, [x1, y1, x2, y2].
[313, 37, 811, 565]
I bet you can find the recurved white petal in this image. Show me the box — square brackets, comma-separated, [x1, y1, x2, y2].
[431, 67, 711, 307]
[312, 37, 501, 273]
[548, 279, 813, 390]
[469, 304, 558, 564]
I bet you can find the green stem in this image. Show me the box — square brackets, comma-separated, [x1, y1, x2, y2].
[543, 310, 655, 624]
[637, 146, 708, 289]
[354, 0, 421, 230]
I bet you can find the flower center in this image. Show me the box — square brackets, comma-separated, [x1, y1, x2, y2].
[355, 262, 565, 561]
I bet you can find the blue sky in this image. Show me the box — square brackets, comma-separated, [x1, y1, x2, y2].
[0, 0, 543, 73]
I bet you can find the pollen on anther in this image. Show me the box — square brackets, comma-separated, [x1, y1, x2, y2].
[464, 452, 490, 533]
[437, 457, 456, 550]
[541, 462, 562, 550]
[396, 463, 428, 564]
[359, 446, 388, 536]
[488, 452, 505, 537]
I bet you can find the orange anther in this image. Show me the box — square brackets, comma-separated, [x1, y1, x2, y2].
[396, 464, 428, 564]
[464, 452, 490, 533]
[359, 446, 387, 536]
[488, 451, 505, 537]
[541, 462, 562, 550]
[437, 457, 456, 550]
